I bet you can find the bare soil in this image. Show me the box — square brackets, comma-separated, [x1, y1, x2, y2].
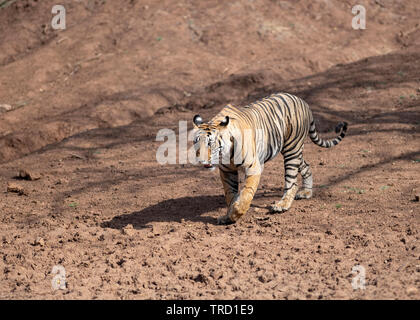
[0, 0, 419, 299]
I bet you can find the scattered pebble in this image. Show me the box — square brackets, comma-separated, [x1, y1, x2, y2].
[18, 169, 41, 181]
[192, 273, 209, 284]
[414, 194, 419, 202]
[122, 224, 135, 236]
[257, 271, 275, 283]
[406, 287, 418, 296]
[7, 182, 26, 195]
[0, 104, 12, 113]
[56, 178, 68, 185]
[33, 237, 45, 246]
[210, 270, 224, 280]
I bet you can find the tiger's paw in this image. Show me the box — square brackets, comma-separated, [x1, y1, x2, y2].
[217, 215, 235, 225]
[295, 189, 312, 200]
[269, 201, 289, 213]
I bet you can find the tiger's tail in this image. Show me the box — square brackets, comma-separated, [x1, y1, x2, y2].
[309, 119, 348, 148]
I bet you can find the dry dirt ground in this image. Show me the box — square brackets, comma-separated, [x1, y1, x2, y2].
[0, 0, 419, 299]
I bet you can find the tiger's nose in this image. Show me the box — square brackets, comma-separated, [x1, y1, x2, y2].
[197, 146, 210, 163]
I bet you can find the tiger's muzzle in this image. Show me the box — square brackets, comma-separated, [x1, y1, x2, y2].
[196, 144, 223, 171]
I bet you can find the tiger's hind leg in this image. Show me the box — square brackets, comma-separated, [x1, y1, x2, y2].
[270, 151, 300, 213]
[295, 154, 313, 200]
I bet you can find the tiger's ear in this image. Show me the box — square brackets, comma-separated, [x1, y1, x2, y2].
[219, 116, 229, 127]
[193, 114, 203, 128]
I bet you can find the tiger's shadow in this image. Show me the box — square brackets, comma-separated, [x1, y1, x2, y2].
[101, 195, 226, 230]
[101, 192, 278, 230]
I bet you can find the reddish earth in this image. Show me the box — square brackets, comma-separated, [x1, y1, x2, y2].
[0, 0, 419, 299]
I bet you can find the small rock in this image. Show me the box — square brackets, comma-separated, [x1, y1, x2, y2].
[56, 178, 68, 185]
[257, 272, 274, 283]
[192, 273, 208, 284]
[116, 258, 126, 267]
[7, 182, 26, 195]
[414, 194, 419, 202]
[18, 169, 41, 181]
[122, 224, 135, 236]
[33, 237, 45, 246]
[0, 104, 12, 113]
[210, 270, 224, 280]
[184, 231, 196, 240]
[406, 287, 418, 296]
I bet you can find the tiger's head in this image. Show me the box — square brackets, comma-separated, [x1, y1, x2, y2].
[192, 114, 232, 171]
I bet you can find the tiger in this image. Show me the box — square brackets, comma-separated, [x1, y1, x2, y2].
[192, 92, 347, 225]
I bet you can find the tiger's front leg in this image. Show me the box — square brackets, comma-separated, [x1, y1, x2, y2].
[219, 168, 239, 208]
[217, 167, 261, 225]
